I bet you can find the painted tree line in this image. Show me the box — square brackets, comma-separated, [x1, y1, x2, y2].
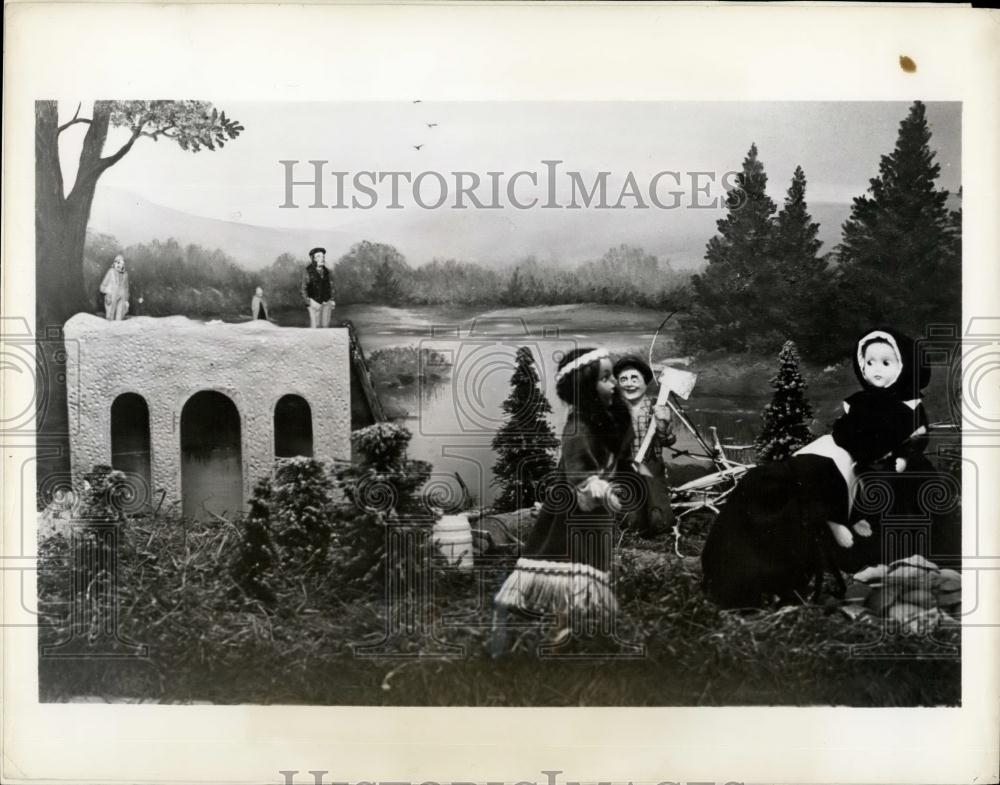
[81, 236, 689, 315]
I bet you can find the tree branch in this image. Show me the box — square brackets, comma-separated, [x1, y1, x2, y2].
[57, 102, 92, 133]
[58, 118, 92, 133]
[98, 127, 142, 171]
[138, 124, 177, 141]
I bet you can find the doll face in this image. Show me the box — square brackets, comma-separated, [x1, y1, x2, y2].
[617, 367, 648, 402]
[595, 358, 616, 406]
[862, 341, 901, 388]
[113, 255, 125, 272]
[255, 287, 264, 297]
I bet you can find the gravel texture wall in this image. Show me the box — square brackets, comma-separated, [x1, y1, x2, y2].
[64, 314, 352, 512]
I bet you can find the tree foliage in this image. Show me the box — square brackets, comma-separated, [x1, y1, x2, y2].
[490, 347, 559, 512]
[681, 103, 959, 363]
[333, 241, 411, 304]
[682, 144, 779, 354]
[835, 100, 961, 342]
[88, 231, 690, 315]
[754, 340, 814, 462]
[772, 166, 832, 358]
[84, 235, 254, 317]
[372, 259, 404, 307]
[108, 101, 244, 152]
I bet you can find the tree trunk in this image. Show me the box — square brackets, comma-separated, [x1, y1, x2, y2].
[35, 101, 110, 330]
[34, 101, 112, 487]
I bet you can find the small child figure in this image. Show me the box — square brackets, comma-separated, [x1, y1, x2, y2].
[613, 355, 676, 536]
[251, 286, 269, 321]
[828, 327, 930, 547]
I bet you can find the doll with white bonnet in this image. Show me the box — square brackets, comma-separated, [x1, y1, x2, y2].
[828, 327, 930, 547]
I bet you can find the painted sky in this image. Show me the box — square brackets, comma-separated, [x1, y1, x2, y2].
[58, 101, 961, 267]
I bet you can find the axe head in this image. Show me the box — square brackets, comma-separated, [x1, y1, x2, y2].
[657, 366, 698, 400]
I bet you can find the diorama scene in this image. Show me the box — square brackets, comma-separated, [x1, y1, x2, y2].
[34, 101, 963, 706]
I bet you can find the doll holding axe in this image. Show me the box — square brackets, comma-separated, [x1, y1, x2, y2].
[613, 355, 680, 537]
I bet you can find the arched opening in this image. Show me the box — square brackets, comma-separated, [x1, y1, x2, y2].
[180, 391, 243, 521]
[110, 393, 152, 513]
[274, 394, 314, 458]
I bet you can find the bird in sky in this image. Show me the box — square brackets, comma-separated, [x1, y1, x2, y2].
[412, 99, 422, 104]
[426, 122, 438, 128]
[413, 144, 424, 151]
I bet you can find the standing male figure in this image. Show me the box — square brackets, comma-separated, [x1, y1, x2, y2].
[301, 247, 335, 328]
[614, 354, 676, 537]
[99, 253, 130, 321]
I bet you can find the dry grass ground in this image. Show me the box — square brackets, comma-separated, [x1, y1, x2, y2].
[37, 508, 959, 707]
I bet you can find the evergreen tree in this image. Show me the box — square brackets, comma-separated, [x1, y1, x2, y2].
[772, 166, 832, 358]
[683, 143, 778, 353]
[491, 347, 559, 512]
[754, 340, 814, 463]
[836, 101, 959, 345]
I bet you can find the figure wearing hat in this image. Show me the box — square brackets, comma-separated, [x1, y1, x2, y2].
[300, 247, 335, 328]
[613, 354, 677, 537]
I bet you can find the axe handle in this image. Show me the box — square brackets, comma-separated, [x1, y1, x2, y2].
[634, 421, 658, 466]
[634, 378, 674, 465]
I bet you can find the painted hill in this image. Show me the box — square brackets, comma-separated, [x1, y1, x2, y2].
[89, 188, 346, 270]
[90, 186, 859, 271]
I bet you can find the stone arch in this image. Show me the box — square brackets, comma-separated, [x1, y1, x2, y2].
[110, 392, 152, 513]
[274, 394, 314, 458]
[180, 390, 243, 521]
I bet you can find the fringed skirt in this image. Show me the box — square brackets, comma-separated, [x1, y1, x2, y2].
[494, 556, 617, 617]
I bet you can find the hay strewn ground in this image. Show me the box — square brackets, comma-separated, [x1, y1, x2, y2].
[37, 507, 960, 707]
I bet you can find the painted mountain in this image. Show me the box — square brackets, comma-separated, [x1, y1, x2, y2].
[90, 185, 858, 271]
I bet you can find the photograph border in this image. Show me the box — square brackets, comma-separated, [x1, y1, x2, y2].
[3, 3, 999, 784]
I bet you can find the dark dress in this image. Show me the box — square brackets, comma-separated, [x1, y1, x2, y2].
[832, 327, 957, 567]
[833, 389, 928, 467]
[494, 409, 634, 615]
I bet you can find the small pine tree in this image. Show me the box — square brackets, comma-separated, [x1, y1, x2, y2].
[236, 457, 338, 592]
[491, 346, 559, 512]
[754, 340, 814, 463]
